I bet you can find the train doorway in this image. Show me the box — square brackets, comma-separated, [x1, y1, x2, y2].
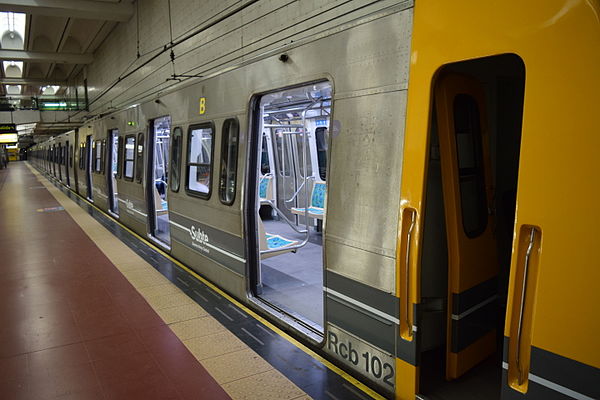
[85, 135, 93, 201]
[248, 81, 331, 338]
[107, 129, 119, 216]
[418, 55, 525, 399]
[148, 116, 171, 246]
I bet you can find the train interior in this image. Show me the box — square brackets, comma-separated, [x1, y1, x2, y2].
[108, 129, 119, 216]
[150, 116, 171, 245]
[251, 81, 331, 335]
[418, 54, 525, 399]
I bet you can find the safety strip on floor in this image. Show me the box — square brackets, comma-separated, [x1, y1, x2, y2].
[28, 164, 386, 400]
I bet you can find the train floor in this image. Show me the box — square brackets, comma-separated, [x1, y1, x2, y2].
[0, 162, 381, 400]
[261, 218, 324, 329]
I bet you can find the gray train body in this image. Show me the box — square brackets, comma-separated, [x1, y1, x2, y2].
[30, 2, 424, 395]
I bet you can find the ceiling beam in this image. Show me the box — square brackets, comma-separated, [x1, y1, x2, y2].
[0, 77, 66, 86]
[0, 49, 93, 64]
[0, 0, 133, 22]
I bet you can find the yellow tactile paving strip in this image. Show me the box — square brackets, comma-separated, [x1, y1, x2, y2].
[27, 164, 312, 400]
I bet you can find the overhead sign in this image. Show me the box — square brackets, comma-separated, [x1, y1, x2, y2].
[0, 123, 17, 134]
[0, 133, 18, 143]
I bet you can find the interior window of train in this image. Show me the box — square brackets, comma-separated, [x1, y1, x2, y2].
[185, 123, 214, 198]
[169, 127, 182, 192]
[274, 130, 292, 177]
[260, 137, 271, 174]
[315, 126, 328, 180]
[135, 133, 144, 183]
[250, 80, 332, 334]
[124, 135, 135, 180]
[219, 118, 239, 205]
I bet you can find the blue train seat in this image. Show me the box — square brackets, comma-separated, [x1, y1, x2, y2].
[291, 181, 326, 220]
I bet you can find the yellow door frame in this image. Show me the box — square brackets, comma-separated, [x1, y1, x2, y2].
[396, 1, 600, 399]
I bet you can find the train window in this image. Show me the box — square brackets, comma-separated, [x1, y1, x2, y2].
[169, 127, 183, 192]
[69, 145, 73, 168]
[135, 133, 144, 183]
[101, 139, 106, 174]
[219, 118, 239, 205]
[94, 140, 102, 172]
[316, 127, 328, 180]
[260, 136, 270, 174]
[117, 136, 124, 179]
[295, 130, 312, 178]
[275, 131, 291, 177]
[124, 135, 135, 180]
[186, 123, 214, 198]
[453, 94, 488, 238]
[79, 145, 85, 170]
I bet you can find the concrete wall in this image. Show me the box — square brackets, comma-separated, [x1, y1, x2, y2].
[78, 0, 412, 115]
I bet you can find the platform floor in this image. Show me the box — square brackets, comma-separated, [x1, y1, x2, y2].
[0, 163, 381, 400]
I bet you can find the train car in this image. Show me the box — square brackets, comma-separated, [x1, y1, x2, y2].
[29, 1, 599, 399]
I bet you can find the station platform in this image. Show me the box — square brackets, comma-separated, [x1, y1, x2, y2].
[0, 162, 381, 400]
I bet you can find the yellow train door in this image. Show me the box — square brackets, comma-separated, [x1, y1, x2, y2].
[434, 73, 499, 380]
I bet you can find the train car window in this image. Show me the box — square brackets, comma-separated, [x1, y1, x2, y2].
[274, 131, 292, 177]
[295, 130, 312, 178]
[124, 135, 135, 180]
[453, 94, 488, 238]
[219, 118, 239, 205]
[117, 136, 124, 179]
[79, 145, 85, 170]
[69, 145, 73, 168]
[316, 127, 328, 180]
[185, 123, 214, 198]
[101, 139, 107, 174]
[260, 136, 270, 174]
[92, 141, 97, 172]
[94, 140, 102, 172]
[169, 127, 183, 192]
[135, 133, 144, 183]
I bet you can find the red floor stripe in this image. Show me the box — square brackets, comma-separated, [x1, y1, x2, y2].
[0, 163, 231, 400]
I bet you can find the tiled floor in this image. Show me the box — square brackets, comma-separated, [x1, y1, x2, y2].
[6, 162, 385, 400]
[0, 165, 230, 399]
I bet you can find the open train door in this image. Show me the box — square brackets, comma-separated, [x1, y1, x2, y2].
[434, 73, 499, 380]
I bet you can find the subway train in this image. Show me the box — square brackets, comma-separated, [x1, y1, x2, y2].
[28, 1, 599, 399]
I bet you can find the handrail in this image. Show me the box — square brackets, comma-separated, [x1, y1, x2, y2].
[285, 176, 314, 204]
[264, 199, 308, 235]
[404, 209, 416, 338]
[264, 124, 304, 128]
[516, 227, 536, 385]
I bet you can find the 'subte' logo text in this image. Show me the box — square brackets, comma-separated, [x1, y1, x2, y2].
[190, 226, 209, 244]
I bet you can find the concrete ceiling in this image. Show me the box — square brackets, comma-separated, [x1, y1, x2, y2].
[0, 1, 133, 137]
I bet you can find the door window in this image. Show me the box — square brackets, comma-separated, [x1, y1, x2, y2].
[135, 133, 144, 183]
[169, 127, 182, 192]
[186, 123, 214, 197]
[219, 118, 239, 204]
[453, 94, 488, 238]
[124, 135, 135, 180]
